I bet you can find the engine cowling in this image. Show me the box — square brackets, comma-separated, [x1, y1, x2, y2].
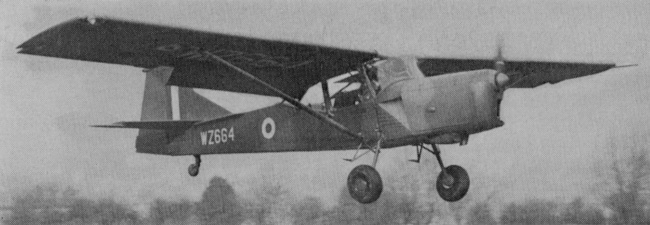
[373, 57, 506, 145]
[401, 69, 504, 142]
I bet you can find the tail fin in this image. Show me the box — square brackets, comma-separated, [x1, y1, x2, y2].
[140, 67, 173, 121]
[136, 66, 231, 154]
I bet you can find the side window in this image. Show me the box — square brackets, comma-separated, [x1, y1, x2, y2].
[333, 88, 361, 108]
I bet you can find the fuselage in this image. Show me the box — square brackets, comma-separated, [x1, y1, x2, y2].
[139, 57, 506, 155]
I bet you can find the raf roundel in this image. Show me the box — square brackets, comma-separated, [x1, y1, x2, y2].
[261, 117, 276, 139]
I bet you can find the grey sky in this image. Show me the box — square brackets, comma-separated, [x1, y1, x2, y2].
[1, 0, 649, 211]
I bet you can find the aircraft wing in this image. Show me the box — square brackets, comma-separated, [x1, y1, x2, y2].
[19, 17, 616, 97]
[417, 58, 616, 88]
[18, 17, 377, 98]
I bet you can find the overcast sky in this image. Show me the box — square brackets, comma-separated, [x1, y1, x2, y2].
[1, 0, 649, 211]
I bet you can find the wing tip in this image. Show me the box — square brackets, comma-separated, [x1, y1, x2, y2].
[614, 63, 638, 69]
[16, 16, 102, 51]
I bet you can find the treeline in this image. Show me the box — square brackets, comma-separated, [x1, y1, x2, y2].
[4, 185, 139, 225]
[5, 177, 650, 225]
[4, 134, 649, 224]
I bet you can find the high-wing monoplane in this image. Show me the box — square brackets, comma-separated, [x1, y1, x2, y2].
[19, 17, 620, 204]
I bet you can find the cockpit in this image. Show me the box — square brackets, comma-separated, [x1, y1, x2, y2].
[302, 56, 422, 110]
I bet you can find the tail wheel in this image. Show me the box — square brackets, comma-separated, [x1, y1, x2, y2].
[188, 164, 199, 177]
[347, 165, 383, 204]
[436, 165, 470, 202]
[187, 155, 201, 177]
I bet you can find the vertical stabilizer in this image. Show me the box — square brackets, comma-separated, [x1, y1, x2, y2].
[141, 67, 173, 121]
[137, 67, 174, 154]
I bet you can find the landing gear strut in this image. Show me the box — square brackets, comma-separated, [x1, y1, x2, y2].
[430, 145, 469, 202]
[188, 154, 201, 177]
[346, 141, 383, 204]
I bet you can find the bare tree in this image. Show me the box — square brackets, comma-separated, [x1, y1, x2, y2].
[596, 133, 650, 224]
[500, 199, 561, 225]
[68, 198, 96, 224]
[149, 198, 193, 225]
[94, 199, 141, 225]
[247, 181, 292, 225]
[560, 197, 605, 225]
[195, 176, 243, 225]
[7, 184, 141, 225]
[384, 156, 451, 224]
[6, 184, 63, 225]
[328, 186, 398, 225]
[291, 196, 324, 225]
[440, 162, 504, 225]
[466, 202, 497, 225]
[68, 198, 140, 225]
[387, 163, 438, 225]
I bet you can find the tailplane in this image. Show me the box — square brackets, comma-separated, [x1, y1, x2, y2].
[92, 121, 198, 130]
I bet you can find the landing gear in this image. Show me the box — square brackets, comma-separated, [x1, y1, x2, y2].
[347, 165, 383, 204]
[411, 144, 470, 202]
[436, 165, 469, 202]
[346, 141, 383, 204]
[430, 145, 469, 202]
[188, 154, 201, 177]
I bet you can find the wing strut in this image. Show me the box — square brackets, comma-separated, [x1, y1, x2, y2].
[200, 51, 363, 141]
[320, 76, 333, 116]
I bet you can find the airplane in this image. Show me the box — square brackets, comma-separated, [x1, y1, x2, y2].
[18, 16, 622, 204]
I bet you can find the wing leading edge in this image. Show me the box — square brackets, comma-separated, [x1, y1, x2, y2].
[417, 58, 615, 88]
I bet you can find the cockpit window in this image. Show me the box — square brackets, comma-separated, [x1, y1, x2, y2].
[375, 57, 416, 89]
[332, 89, 360, 108]
[301, 73, 364, 109]
[301, 65, 385, 109]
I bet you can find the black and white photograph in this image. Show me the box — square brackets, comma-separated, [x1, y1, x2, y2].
[1, 0, 649, 224]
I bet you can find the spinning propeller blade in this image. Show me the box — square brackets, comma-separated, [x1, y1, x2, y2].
[493, 35, 510, 89]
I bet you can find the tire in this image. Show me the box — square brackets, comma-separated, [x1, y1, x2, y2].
[436, 165, 469, 202]
[347, 165, 383, 204]
[188, 164, 199, 177]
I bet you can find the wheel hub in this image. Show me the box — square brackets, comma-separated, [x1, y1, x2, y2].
[441, 172, 455, 188]
[353, 178, 368, 192]
[436, 165, 470, 202]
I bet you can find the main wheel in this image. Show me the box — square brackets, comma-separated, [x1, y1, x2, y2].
[436, 165, 469, 202]
[188, 164, 199, 177]
[347, 165, 383, 204]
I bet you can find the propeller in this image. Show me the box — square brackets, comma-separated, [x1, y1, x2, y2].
[493, 36, 510, 89]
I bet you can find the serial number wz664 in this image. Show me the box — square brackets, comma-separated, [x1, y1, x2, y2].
[200, 127, 234, 146]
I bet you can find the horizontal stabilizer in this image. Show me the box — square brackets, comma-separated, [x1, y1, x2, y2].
[92, 120, 199, 130]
